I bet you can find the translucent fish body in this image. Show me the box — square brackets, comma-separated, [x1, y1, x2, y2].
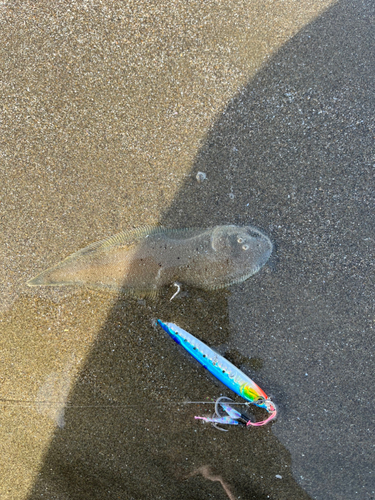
[27, 225, 272, 295]
[157, 320, 269, 409]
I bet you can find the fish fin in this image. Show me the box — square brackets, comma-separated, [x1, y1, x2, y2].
[27, 226, 162, 287]
[84, 225, 208, 252]
[78, 283, 160, 299]
[89, 284, 160, 299]
[119, 287, 160, 299]
[201, 267, 262, 291]
[66, 225, 163, 257]
[26, 226, 209, 288]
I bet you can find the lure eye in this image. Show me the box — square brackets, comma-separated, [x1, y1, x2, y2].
[242, 244, 249, 251]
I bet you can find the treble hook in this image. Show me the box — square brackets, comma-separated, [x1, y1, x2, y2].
[195, 397, 251, 431]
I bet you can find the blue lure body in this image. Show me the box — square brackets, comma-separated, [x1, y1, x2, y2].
[157, 320, 277, 427]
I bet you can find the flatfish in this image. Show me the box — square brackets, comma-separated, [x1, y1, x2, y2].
[27, 225, 272, 296]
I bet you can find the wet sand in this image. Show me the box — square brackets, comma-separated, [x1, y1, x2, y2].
[0, 1, 373, 499]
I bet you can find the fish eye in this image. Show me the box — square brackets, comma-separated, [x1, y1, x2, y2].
[237, 237, 244, 244]
[242, 244, 249, 250]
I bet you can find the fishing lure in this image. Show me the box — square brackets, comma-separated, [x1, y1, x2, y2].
[157, 320, 277, 429]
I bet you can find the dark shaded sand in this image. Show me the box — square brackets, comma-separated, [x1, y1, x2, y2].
[30, 2, 373, 498]
[0, 0, 373, 499]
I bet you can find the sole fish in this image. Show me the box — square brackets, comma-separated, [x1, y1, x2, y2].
[27, 225, 272, 296]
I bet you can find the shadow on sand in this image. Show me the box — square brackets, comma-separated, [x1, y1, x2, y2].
[28, 1, 373, 498]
